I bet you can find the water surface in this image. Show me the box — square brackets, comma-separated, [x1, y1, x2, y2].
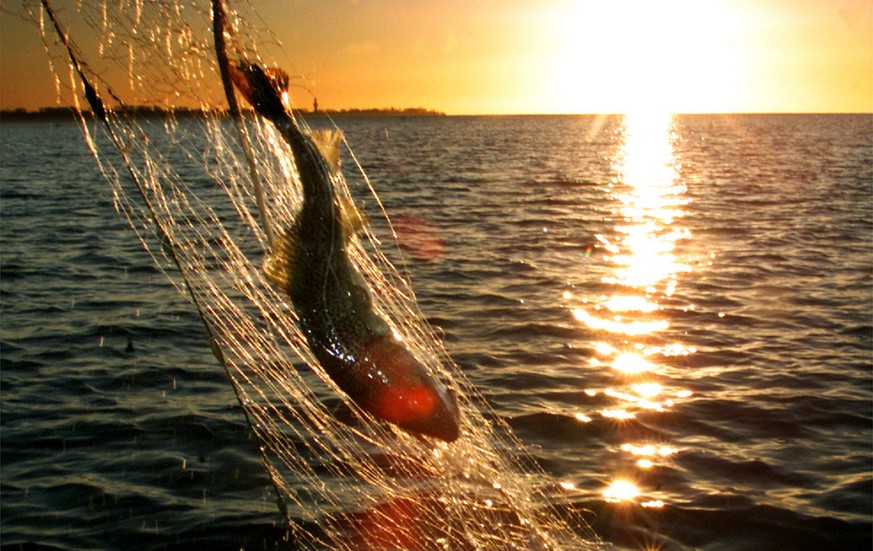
[1, 114, 871, 550]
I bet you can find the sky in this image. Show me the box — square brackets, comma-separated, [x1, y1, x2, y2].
[1, 0, 871, 115]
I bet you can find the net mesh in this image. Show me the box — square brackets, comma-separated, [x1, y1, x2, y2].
[32, 1, 602, 548]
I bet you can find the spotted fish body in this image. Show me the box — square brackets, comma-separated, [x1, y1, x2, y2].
[229, 62, 460, 442]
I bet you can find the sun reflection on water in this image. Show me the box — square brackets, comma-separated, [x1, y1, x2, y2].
[573, 308, 670, 337]
[571, 112, 695, 508]
[610, 352, 655, 374]
[603, 479, 640, 503]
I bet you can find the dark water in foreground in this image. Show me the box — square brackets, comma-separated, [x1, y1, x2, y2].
[1, 114, 871, 550]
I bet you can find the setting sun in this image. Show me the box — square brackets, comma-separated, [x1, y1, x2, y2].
[2, 0, 870, 114]
[546, 0, 743, 115]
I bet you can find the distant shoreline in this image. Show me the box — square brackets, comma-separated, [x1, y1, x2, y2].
[2, 108, 869, 122]
[0, 106, 446, 121]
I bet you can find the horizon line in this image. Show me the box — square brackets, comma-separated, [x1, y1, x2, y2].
[1, 106, 871, 118]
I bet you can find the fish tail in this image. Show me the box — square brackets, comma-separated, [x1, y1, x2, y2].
[228, 61, 289, 120]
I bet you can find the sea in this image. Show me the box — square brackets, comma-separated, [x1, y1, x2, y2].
[1, 114, 871, 551]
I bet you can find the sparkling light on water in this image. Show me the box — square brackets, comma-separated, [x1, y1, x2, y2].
[573, 308, 670, 336]
[572, 111, 695, 509]
[631, 382, 663, 398]
[603, 480, 640, 503]
[611, 352, 655, 374]
[601, 409, 636, 420]
[602, 294, 659, 313]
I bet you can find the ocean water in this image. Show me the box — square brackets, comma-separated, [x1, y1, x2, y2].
[1, 114, 871, 550]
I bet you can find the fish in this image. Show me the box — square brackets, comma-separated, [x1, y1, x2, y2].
[228, 62, 460, 442]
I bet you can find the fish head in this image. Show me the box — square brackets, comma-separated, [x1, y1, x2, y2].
[354, 338, 461, 442]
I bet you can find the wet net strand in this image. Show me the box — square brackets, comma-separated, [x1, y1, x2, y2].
[33, 1, 602, 548]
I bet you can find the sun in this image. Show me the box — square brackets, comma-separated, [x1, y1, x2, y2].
[545, 0, 743, 115]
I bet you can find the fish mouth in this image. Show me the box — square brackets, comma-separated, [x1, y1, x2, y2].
[371, 382, 461, 442]
[349, 339, 462, 442]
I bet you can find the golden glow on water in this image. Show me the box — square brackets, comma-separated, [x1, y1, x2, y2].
[601, 409, 636, 420]
[631, 382, 663, 398]
[593, 342, 616, 355]
[611, 353, 655, 374]
[641, 500, 666, 509]
[605, 388, 642, 402]
[621, 443, 678, 458]
[573, 308, 669, 336]
[603, 480, 640, 503]
[618, 111, 679, 186]
[602, 295, 659, 313]
[571, 111, 696, 508]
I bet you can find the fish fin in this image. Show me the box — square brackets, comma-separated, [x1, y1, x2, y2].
[308, 129, 343, 174]
[307, 129, 363, 240]
[262, 229, 296, 294]
[339, 198, 368, 242]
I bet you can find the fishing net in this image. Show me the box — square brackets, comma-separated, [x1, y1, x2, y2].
[31, 1, 603, 548]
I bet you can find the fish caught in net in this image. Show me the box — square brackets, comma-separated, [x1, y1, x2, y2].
[32, 1, 604, 548]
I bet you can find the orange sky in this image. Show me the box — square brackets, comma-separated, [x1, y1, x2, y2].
[1, 0, 871, 114]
